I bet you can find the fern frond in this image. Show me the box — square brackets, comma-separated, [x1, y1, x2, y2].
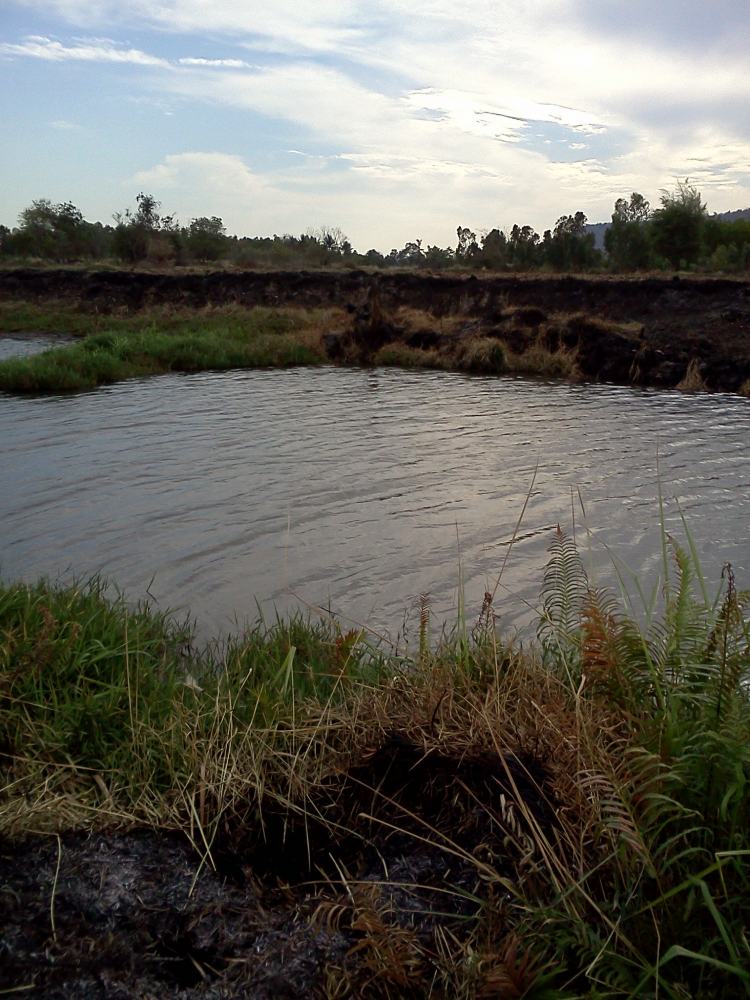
[538, 526, 588, 657]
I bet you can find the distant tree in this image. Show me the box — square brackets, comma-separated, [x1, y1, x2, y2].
[703, 216, 750, 272]
[307, 226, 349, 256]
[613, 192, 650, 225]
[455, 226, 479, 262]
[651, 180, 707, 268]
[605, 192, 653, 270]
[14, 199, 94, 260]
[113, 193, 179, 264]
[546, 212, 599, 271]
[186, 216, 227, 262]
[363, 248, 385, 266]
[507, 224, 542, 270]
[424, 244, 454, 269]
[387, 239, 426, 267]
[478, 228, 508, 269]
[0, 224, 11, 256]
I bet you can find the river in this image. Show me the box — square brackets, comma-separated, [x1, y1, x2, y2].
[1, 347, 749, 641]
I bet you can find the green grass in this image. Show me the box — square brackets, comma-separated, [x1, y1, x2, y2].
[1, 527, 749, 997]
[0, 303, 332, 392]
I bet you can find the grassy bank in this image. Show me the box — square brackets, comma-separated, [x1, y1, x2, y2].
[0, 299, 583, 393]
[0, 302, 333, 392]
[2, 533, 749, 997]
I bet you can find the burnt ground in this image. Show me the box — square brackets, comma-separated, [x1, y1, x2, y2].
[2, 266, 750, 392]
[0, 738, 557, 998]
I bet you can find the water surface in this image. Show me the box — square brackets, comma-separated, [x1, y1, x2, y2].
[1, 364, 748, 639]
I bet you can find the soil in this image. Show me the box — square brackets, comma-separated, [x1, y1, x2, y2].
[2, 266, 749, 391]
[0, 737, 556, 998]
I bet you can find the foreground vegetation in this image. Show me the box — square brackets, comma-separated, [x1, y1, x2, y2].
[2, 530, 749, 997]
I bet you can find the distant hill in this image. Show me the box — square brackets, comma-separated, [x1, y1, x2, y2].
[586, 208, 750, 250]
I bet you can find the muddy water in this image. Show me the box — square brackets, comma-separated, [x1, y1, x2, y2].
[1, 362, 749, 639]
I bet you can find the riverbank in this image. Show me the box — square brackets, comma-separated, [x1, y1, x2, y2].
[1, 267, 749, 393]
[2, 531, 749, 998]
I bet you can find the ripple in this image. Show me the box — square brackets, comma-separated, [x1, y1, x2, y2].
[1, 365, 750, 638]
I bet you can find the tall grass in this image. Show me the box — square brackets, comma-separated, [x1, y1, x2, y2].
[0, 305, 333, 392]
[1, 528, 749, 996]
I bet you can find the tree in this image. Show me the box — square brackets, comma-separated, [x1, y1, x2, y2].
[613, 192, 650, 225]
[478, 228, 507, 269]
[15, 199, 93, 260]
[544, 212, 598, 271]
[456, 226, 479, 261]
[605, 192, 653, 270]
[507, 224, 541, 270]
[113, 193, 178, 263]
[651, 180, 707, 268]
[424, 244, 454, 269]
[186, 216, 227, 262]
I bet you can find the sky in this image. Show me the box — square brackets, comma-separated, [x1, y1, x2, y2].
[1, 1, 749, 252]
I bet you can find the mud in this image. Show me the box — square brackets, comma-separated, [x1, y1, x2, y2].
[2, 266, 749, 391]
[0, 737, 556, 997]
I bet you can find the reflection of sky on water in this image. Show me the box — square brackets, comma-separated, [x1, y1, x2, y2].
[1, 365, 749, 642]
[0, 335, 74, 361]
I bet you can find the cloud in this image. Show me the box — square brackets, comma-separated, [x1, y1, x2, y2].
[177, 57, 252, 68]
[0, 34, 168, 65]
[5, 0, 750, 237]
[133, 152, 270, 200]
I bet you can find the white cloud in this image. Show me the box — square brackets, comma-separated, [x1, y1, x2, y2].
[0, 34, 168, 65]
[177, 57, 251, 68]
[5, 1, 750, 238]
[133, 152, 270, 200]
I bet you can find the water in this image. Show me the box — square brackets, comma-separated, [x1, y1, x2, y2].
[1, 360, 749, 640]
[0, 333, 74, 361]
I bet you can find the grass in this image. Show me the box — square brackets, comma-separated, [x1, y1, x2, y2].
[2, 527, 749, 997]
[0, 302, 335, 392]
[0, 298, 587, 393]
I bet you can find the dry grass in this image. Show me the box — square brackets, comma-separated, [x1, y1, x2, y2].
[372, 343, 447, 369]
[676, 357, 708, 392]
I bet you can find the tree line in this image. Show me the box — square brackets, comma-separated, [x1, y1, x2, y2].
[1, 182, 749, 273]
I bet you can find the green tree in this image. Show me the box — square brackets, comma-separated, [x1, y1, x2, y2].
[605, 192, 653, 270]
[186, 216, 227, 262]
[651, 180, 707, 268]
[545, 212, 598, 271]
[15, 199, 94, 260]
[113, 193, 179, 264]
[507, 224, 541, 270]
[424, 244, 454, 269]
[478, 228, 508, 269]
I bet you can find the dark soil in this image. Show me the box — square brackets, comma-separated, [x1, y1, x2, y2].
[0, 737, 556, 998]
[4, 266, 749, 391]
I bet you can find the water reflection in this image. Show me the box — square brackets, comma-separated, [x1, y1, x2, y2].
[1, 365, 748, 639]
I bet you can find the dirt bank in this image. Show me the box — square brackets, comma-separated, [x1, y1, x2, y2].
[2, 267, 750, 391]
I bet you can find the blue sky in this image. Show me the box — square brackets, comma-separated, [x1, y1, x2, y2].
[1, 1, 748, 251]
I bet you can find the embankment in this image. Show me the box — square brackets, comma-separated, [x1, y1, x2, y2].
[2, 267, 750, 391]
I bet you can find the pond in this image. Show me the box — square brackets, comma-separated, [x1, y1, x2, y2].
[1, 361, 748, 640]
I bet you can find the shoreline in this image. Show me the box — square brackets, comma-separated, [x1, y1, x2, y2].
[0, 266, 749, 394]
